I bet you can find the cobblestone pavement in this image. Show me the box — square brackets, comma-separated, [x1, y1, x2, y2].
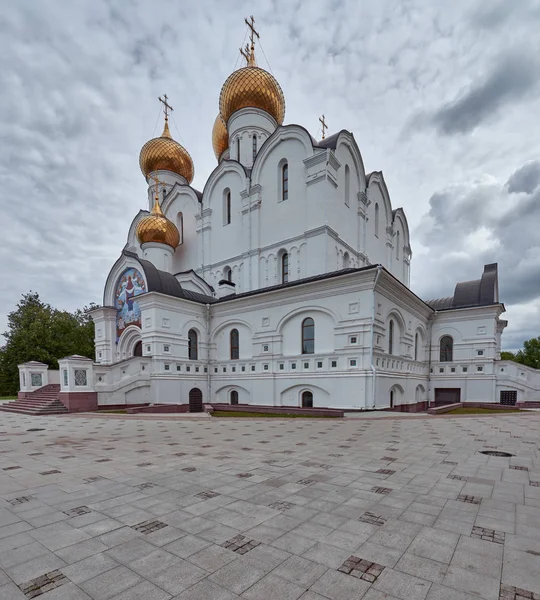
[0, 411, 539, 599]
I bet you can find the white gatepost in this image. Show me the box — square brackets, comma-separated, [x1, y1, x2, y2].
[57, 355, 98, 412]
[18, 361, 49, 394]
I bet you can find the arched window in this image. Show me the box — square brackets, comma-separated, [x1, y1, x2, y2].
[414, 332, 419, 361]
[301, 391, 313, 408]
[133, 341, 142, 357]
[237, 137, 241, 162]
[396, 231, 400, 260]
[344, 165, 350, 207]
[230, 329, 239, 360]
[388, 319, 394, 355]
[223, 266, 232, 283]
[282, 162, 289, 201]
[188, 329, 198, 360]
[230, 390, 239, 405]
[302, 318, 315, 354]
[440, 336, 453, 362]
[252, 134, 257, 161]
[177, 212, 183, 244]
[281, 252, 289, 283]
[224, 190, 231, 225]
[375, 203, 380, 237]
[162, 188, 167, 202]
[343, 252, 350, 269]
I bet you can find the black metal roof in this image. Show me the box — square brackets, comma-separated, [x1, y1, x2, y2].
[425, 264, 500, 311]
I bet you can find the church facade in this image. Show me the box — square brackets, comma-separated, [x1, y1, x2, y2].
[81, 23, 539, 411]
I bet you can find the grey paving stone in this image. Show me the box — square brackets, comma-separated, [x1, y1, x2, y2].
[240, 572, 306, 600]
[209, 557, 267, 594]
[164, 534, 211, 558]
[37, 582, 92, 600]
[272, 555, 328, 588]
[60, 553, 119, 583]
[408, 527, 459, 564]
[5, 553, 67, 585]
[0, 581, 26, 600]
[173, 579, 240, 600]
[107, 580, 171, 600]
[186, 544, 237, 573]
[395, 552, 447, 584]
[146, 559, 207, 596]
[442, 565, 500, 600]
[310, 569, 371, 600]
[373, 568, 431, 600]
[79, 565, 142, 600]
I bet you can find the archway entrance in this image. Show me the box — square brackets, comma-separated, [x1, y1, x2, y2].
[301, 391, 313, 408]
[133, 341, 143, 357]
[188, 387, 203, 413]
[230, 390, 239, 405]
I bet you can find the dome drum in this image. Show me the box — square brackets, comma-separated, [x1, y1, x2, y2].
[227, 108, 276, 141]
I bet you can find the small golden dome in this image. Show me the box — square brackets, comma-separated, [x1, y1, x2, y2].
[219, 65, 285, 126]
[212, 114, 229, 161]
[139, 119, 194, 184]
[136, 195, 180, 249]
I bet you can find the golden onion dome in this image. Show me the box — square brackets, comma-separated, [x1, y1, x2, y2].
[212, 114, 229, 161]
[219, 64, 285, 126]
[136, 195, 180, 249]
[139, 119, 194, 184]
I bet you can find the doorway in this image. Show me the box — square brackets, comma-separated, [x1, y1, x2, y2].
[301, 391, 313, 408]
[188, 387, 203, 412]
[230, 390, 239, 405]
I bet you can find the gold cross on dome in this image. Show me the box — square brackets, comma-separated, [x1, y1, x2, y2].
[150, 173, 164, 202]
[319, 114, 328, 140]
[158, 94, 174, 120]
[245, 15, 260, 50]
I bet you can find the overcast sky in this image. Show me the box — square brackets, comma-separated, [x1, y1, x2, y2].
[1, 0, 539, 350]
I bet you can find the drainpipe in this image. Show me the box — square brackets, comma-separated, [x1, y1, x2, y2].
[427, 314, 433, 408]
[369, 265, 383, 409]
[206, 303, 211, 405]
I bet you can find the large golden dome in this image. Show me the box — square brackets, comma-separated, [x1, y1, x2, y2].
[136, 196, 180, 249]
[212, 114, 229, 161]
[139, 119, 194, 184]
[219, 65, 285, 125]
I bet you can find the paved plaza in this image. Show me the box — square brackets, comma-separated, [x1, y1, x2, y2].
[1, 412, 540, 600]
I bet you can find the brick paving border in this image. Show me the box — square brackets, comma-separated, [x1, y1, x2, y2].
[337, 555, 385, 583]
[471, 526, 505, 544]
[19, 570, 67, 598]
[132, 520, 168, 534]
[499, 584, 540, 599]
[221, 535, 261, 555]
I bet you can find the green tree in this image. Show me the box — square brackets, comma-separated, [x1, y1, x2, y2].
[500, 351, 516, 361]
[514, 336, 540, 370]
[0, 292, 97, 396]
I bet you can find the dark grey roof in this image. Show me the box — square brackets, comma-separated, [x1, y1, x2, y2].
[123, 250, 216, 304]
[426, 264, 500, 310]
[216, 265, 376, 303]
[314, 130, 349, 150]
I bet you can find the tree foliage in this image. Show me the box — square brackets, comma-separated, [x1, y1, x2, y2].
[0, 292, 97, 396]
[500, 351, 516, 361]
[514, 336, 540, 370]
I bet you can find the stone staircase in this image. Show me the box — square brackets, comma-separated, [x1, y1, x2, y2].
[0, 384, 68, 415]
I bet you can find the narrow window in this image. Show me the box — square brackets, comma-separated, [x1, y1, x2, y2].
[343, 252, 350, 269]
[281, 252, 289, 283]
[162, 188, 167, 202]
[225, 191, 231, 225]
[375, 203, 380, 237]
[388, 319, 394, 355]
[282, 163, 288, 201]
[230, 390, 239, 405]
[301, 391, 313, 408]
[344, 164, 350, 207]
[302, 317, 315, 355]
[440, 336, 453, 362]
[224, 266, 232, 282]
[237, 137, 241, 161]
[252, 134, 257, 161]
[230, 328, 239, 360]
[396, 231, 400, 260]
[188, 329, 198, 360]
[414, 332, 418, 361]
[177, 212, 183, 244]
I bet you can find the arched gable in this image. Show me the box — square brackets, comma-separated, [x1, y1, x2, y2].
[211, 318, 253, 340]
[202, 160, 248, 206]
[367, 171, 393, 225]
[385, 308, 406, 333]
[333, 131, 366, 191]
[162, 184, 201, 215]
[103, 252, 148, 307]
[251, 124, 314, 183]
[124, 210, 148, 252]
[276, 305, 339, 333]
[392, 207, 411, 258]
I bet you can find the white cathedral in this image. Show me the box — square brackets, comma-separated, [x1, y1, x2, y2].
[24, 21, 538, 413]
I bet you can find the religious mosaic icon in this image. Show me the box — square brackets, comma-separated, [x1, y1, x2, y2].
[115, 268, 146, 341]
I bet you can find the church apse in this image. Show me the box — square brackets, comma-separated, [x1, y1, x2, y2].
[115, 268, 146, 341]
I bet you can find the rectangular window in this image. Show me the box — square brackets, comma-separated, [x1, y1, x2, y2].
[477, 366, 483, 372]
[186, 366, 191, 372]
[223, 367, 227, 372]
[263, 364, 269, 371]
[317, 361, 323, 369]
[477, 350, 484, 356]
[349, 359, 357, 367]
[350, 336, 358, 344]
[439, 367, 444, 373]
[204, 367, 208, 373]
[63, 370, 68, 386]
[164, 345, 170, 353]
[279, 363, 284, 370]
[462, 366, 468, 373]
[241, 366, 245, 372]
[304, 362, 309, 369]
[214, 367, 218, 373]
[225, 191, 231, 225]
[291, 363, 297, 370]
[176, 365, 181, 372]
[232, 366, 236, 372]
[164, 364, 170, 371]
[331, 360, 337, 368]
[146, 345, 151, 353]
[450, 367, 456, 373]
[282, 163, 289, 201]
[251, 365, 255, 372]
[195, 367, 199, 372]
[263, 345, 269, 352]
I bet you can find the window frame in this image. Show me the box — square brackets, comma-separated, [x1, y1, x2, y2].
[344, 164, 350, 207]
[282, 162, 289, 201]
[281, 252, 289, 283]
[388, 319, 394, 355]
[374, 203, 380, 237]
[301, 317, 315, 355]
[252, 134, 257, 162]
[439, 336, 453, 362]
[188, 329, 198, 361]
[230, 328, 240, 360]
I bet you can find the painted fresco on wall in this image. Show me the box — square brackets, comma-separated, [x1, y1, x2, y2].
[115, 268, 146, 341]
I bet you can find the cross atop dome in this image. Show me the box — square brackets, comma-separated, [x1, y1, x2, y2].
[240, 15, 259, 67]
[158, 94, 174, 121]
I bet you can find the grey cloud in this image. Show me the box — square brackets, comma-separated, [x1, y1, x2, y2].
[432, 52, 539, 135]
[506, 160, 540, 194]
